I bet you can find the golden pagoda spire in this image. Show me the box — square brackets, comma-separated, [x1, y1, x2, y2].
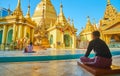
[42, 3, 45, 30]
[26, 0, 30, 18]
[107, 0, 111, 5]
[60, 2, 63, 15]
[87, 16, 91, 25]
[43, 0, 50, 1]
[104, 0, 117, 20]
[13, 0, 23, 16]
[86, 16, 91, 28]
[93, 18, 96, 25]
[38, 3, 45, 30]
[93, 18, 97, 30]
[85, 16, 94, 31]
[16, 0, 21, 10]
[68, 17, 71, 24]
[55, 2, 67, 26]
[71, 19, 75, 28]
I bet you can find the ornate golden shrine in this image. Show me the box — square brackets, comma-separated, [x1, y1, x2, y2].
[34, 3, 50, 48]
[47, 3, 77, 49]
[80, 16, 97, 42]
[99, 0, 120, 44]
[0, 0, 36, 50]
[79, 0, 120, 45]
[33, 0, 77, 49]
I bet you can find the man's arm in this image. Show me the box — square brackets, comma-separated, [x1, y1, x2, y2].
[85, 41, 94, 57]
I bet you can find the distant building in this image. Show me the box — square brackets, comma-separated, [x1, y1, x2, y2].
[47, 3, 77, 49]
[0, 7, 12, 18]
[79, 16, 97, 42]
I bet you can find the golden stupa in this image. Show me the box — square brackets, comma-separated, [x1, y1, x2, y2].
[47, 3, 77, 49]
[80, 16, 97, 41]
[33, 1, 77, 49]
[32, 0, 57, 29]
[34, 3, 50, 48]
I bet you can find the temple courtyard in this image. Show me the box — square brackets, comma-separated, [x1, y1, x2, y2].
[0, 49, 120, 76]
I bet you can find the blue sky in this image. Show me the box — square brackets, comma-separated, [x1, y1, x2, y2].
[0, 0, 120, 35]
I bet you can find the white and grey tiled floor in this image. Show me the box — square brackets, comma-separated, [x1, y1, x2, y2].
[0, 60, 92, 76]
[0, 49, 120, 76]
[0, 56, 120, 76]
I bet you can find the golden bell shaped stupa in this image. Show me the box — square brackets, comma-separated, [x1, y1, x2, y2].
[32, 0, 57, 29]
[34, 2, 50, 48]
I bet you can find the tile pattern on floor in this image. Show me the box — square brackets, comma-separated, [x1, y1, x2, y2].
[0, 60, 93, 76]
[0, 57, 120, 76]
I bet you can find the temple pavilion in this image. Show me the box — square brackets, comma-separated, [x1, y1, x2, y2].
[32, 0, 77, 49]
[0, 0, 36, 50]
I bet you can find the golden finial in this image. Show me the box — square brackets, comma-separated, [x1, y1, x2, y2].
[46, 0, 50, 1]
[93, 18, 97, 30]
[16, 0, 21, 10]
[72, 19, 74, 24]
[28, 0, 30, 8]
[68, 17, 71, 24]
[60, 2, 63, 14]
[71, 19, 74, 27]
[43, 0, 50, 1]
[86, 16, 91, 26]
[107, 0, 110, 5]
[13, 0, 23, 16]
[40, 2, 45, 30]
[93, 18, 96, 24]
[26, 0, 30, 18]
[87, 16, 90, 21]
[81, 27, 84, 30]
[42, 2, 45, 19]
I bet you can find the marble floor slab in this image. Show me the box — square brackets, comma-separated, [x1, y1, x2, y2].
[0, 57, 120, 76]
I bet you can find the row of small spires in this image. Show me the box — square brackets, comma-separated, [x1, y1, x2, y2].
[81, 0, 112, 30]
[80, 16, 98, 29]
[6, 0, 111, 16]
[6, 0, 64, 18]
[87, 16, 96, 24]
[4, 0, 30, 17]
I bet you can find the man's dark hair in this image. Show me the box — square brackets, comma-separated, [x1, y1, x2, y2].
[92, 31, 100, 37]
[30, 42, 33, 46]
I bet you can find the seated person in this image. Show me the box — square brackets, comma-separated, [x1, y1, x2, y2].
[24, 42, 35, 53]
[24, 47, 28, 53]
[80, 31, 112, 68]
